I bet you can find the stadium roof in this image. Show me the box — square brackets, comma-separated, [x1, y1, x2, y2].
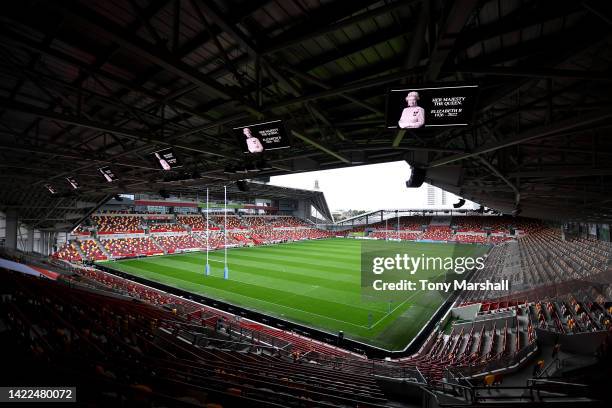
[335, 207, 501, 226]
[169, 181, 333, 222]
[0, 0, 611, 230]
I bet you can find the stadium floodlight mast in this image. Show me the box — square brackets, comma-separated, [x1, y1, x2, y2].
[224, 185, 229, 280]
[205, 188, 210, 276]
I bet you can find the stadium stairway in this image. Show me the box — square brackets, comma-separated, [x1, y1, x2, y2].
[75, 266, 360, 362]
[241, 322, 360, 358]
[6, 247, 608, 406]
[154, 324, 390, 404]
[2, 270, 403, 407]
[191, 233, 207, 247]
[72, 241, 86, 259]
[421, 350, 604, 407]
[94, 237, 111, 259]
[148, 235, 166, 254]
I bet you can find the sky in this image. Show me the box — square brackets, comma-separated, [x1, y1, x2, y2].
[269, 161, 477, 212]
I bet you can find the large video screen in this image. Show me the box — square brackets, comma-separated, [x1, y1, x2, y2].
[386, 85, 478, 129]
[233, 120, 290, 154]
[151, 147, 182, 171]
[45, 184, 57, 194]
[99, 166, 118, 182]
[66, 176, 79, 190]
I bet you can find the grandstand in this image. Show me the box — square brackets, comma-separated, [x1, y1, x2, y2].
[9, 199, 610, 405]
[1, 0, 612, 406]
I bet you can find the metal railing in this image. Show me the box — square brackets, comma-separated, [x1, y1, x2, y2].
[157, 318, 428, 381]
[527, 378, 591, 401]
[424, 377, 595, 407]
[536, 357, 561, 378]
[452, 340, 538, 378]
[158, 318, 293, 352]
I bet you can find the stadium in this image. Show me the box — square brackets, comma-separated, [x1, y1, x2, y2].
[0, 0, 611, 406]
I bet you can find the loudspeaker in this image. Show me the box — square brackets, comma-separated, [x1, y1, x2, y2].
[236, 180, 249, 192]
[406, 167, 426, 188]
[426, 165, 463, 187]
[453, 199, 466, 208]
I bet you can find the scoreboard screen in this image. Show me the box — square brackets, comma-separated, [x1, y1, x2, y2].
[66, 176, 79, 189]
[99, 166, 118, 182]
[45, 184, 57, 194]
[233, 120, 290, 154]
[152, 147, 182, 170]
[386, 85, 478, 129]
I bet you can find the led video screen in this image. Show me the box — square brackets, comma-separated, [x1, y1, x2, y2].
[99, 166, 118, 182]
[66, 176, 79, 189]
[45, 184, 57, 194]
[152, 147, 182, 171]
[233, 120, 290, 154]
[386, 85, 478, 129]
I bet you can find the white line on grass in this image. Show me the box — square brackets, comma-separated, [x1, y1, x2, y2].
[367, 269, 453, 330]
[204, 283, 376, 329]
[117, 240, 463, 332]
[367, 292, 417, 330]
[120, 265, 378, 329]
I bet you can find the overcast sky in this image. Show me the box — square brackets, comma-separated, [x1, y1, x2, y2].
[269, 161, 477, 212]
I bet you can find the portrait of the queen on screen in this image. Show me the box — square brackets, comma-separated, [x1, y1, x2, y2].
[398, 91, 425, 129]
[243, 127, 264, 153]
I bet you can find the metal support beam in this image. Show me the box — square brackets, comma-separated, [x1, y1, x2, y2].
[508, 168, 612, 178]
[290, 130, 350, 164]
[5, 209, 18, 250]
[429, 110, 612, 167]
[477, 157, 520, 206]
[26, 227, 34, 253]
[261, 0, 416, 56]
[195, 0, 259, 58]
[452, 67, 612, 81]
[50, 1, 263, 116]
[0, 143, 159, 171]
[279, 65, 384, 116]
[176, 67, 423, 140]
[0, 97, 229, 159]
[393, 0, 428, 147]
[266, 68, 424, 112]
[426, 0, 479, 80]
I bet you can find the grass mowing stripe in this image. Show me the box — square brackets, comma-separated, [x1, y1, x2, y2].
[106, 238, 488, 350]
[113, 256, 383, 323]
[175, 253, 358, 285]
[168, 252, 360, 291]
[223, 246, 360, 268]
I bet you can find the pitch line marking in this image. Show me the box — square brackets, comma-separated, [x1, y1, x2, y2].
[368, 292, 417, 330]
[367, 270, 450, 329]
[205, 283, 376, 329]
[122, 265, 379, 329]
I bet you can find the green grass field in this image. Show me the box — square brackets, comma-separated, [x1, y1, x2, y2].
[100, 238, 488, 350]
